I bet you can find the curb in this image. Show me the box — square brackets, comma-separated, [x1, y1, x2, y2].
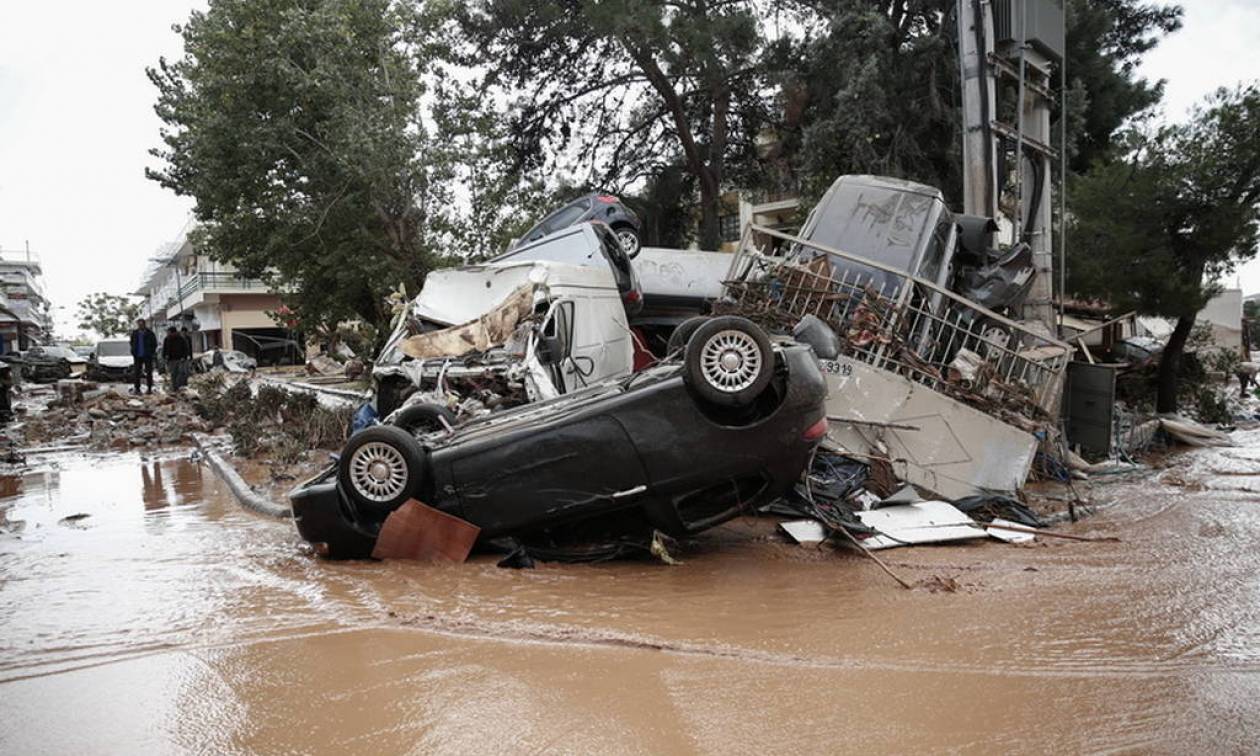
[255, 374, 368, 404]
[192, 434, 291, 519]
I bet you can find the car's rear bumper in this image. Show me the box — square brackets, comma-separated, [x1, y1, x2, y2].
[290, 467, 378, 560]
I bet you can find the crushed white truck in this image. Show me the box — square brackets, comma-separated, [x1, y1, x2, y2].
[370, 259, 634, 431]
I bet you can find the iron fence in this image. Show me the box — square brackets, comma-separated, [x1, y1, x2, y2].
[722, 224, 1070, 416]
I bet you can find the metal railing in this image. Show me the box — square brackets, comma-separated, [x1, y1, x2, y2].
[174, 271, 269, 302]
[721, 224, 1070, 418]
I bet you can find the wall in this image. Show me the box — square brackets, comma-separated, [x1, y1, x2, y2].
[218, 294, 283, 350]
[1200, 288, 1243, 353]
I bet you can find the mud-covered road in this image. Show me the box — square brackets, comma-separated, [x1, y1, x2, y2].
[2, 437, 1259, 753]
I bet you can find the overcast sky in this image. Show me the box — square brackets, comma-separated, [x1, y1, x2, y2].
[1, 0, 1259, 338]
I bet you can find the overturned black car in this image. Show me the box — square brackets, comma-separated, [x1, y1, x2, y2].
[290, 317, 829, 560]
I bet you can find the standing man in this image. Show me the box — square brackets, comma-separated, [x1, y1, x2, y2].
[162, 326, 191, 390]
[130, 318, 158, 394]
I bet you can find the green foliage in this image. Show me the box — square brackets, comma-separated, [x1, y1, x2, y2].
[148, 0, 450, 334]
[1069, 85, 1260, 319]
[192, 374, 352, 457]
[76, 293, 141, 338]
[454, 0, 777, 249]
[1070, 84, 1260, 411]
[1060, 0, 1183, 171]
[783, 0, 1182, 207]
[782, 1, 963, 203]
[1193, 386, 1231, 425]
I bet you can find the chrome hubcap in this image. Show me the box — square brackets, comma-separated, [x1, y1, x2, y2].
[618, 230, 638, 254]
[348, 442, 408, 502]
[700, 330, 761, 392]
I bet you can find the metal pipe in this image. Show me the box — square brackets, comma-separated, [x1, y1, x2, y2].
[1013, 0, 1028, 241]
[1058, 0, 1068, 333]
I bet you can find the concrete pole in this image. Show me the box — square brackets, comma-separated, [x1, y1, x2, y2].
[957, 0, 999, 219]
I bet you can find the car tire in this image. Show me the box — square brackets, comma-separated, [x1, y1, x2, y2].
[337, 425, 425, 515]
[391, 402, 456, 434]
[683, 316, 774, 407]
[666, 316, 709, 356]
[614, 225, 642, 258]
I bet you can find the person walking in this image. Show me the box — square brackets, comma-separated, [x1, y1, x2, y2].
[162, 326, 191, 390]
[130, 318, 158, 394]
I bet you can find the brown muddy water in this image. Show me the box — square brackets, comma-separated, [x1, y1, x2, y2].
[2, 441, 1260, 754]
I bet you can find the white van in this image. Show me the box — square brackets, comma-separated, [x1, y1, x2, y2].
[372, 260, 633, 423]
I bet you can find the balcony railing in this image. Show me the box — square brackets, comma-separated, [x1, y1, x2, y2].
[174, 271, 270, 302]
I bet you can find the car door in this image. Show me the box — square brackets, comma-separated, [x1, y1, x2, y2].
[449, 414, 649, 536]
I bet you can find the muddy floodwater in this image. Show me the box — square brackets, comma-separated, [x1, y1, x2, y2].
[3, 441, 1260, 754]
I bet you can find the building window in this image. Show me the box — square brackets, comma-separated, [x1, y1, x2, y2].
[719, 214, 741, 243]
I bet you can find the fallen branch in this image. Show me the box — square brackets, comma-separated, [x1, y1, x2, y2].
[834, 523, 915, 590]
[827, 416, 921, 431]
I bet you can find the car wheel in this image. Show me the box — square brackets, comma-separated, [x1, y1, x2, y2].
[390, 402, 456, 435]
[337, 425, 424, 515]
[683, 316, 773, 407]
[976, 320, 1016, 357]
[614, 225, 642, 258]
[666, 316, 709, 356]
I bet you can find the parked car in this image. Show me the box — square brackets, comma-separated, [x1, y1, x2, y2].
[512, 193, 642, 257]
[493, 221, 643, 316]
[0, 346, 72, 383]
[291, 317, 829, 559]
[196, 349, 258, 373]
[85, 339, 134, 383]
[41, 345, 87, 376]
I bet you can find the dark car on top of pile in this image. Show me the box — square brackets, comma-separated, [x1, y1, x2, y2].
[290, 316, 830, 560]
[511, 192, 643, 257]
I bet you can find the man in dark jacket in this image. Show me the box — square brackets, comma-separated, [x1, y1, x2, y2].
[162, 326, 192, 390]
[130, 318, 158, 394]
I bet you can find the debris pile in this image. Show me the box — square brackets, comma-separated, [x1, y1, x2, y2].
[779, 449, 1052, 554]
[716, 279, 1053, 425]
[191, 373, 353, 462]
[22, 386, 214, 449]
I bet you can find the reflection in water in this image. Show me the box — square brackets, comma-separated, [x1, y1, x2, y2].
[3, 442, 1260, 752]
[0, 475, 22, 499]
[141, 461, 168, 511]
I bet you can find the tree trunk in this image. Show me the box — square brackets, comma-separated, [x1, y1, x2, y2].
[697, 170, 721, 250]
[1155, 314, 1196, 414]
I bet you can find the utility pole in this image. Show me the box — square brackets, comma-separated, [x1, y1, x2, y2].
[957, 0, 1064, 332]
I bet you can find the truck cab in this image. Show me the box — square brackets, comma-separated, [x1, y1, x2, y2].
[372, 261, 634, 419]
[796, 174, 957, 294]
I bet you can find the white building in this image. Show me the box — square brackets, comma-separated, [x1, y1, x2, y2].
[135, 226, 299, 363]
[0, 248, 54, 353]
[1199, 287, 1243, 354]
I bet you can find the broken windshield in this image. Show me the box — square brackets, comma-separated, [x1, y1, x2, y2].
[798, 178, 944, 294]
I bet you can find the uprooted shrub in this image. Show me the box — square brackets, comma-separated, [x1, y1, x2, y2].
[189, 373, 353, 459]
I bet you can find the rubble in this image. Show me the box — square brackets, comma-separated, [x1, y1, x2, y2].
[3, 383, 210, 450]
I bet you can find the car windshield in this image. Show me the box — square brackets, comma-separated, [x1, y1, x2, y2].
[37, 347, 75, 360]
[96, 341, 130, 357]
